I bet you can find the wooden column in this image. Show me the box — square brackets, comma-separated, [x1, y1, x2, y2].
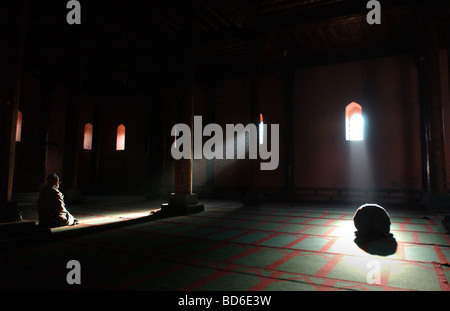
[160, 59, 171, 195]
[242, 38, 264, 206]
[161, 1, 203, 215]
[203, 80, 216, 197]
[89, 84, 105, 194]
[282, 68, 295, 199]
[61, 47, 84, 203]
[418, 66, 431, 194]
[145, 68, 167, 199]
[37, 81, 52, 189]
[415, 2, 447, 196]
[174, 8, 195, 197]
[0, 1, 28, 221]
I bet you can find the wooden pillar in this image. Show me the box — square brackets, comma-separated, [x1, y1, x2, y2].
[0, 1, 28, 222]
[37, 81, 52, 189]
[242, 39, 264, 206]
[89, 85, 104, 194]
[174, 11, 195, 197]
[203, 80, 216, 197]
[418, 67, 431, 194]
[61, 47, 84, 203]
[160, 59, 171, 195]
[145, 70, 167, 199]
[282, 69, 295, 199]
[161, 1, 203, 215]
[415, 2, 447, 196]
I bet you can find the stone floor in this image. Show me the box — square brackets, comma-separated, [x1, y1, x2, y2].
[0, 196, 449, 293]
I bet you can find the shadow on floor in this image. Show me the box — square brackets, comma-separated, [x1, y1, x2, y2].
[354, 235, 398, 256]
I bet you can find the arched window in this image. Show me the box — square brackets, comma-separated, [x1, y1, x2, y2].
[83, 123, 93, 150]
[116, 124, 126, 151]
[259, 113, 264, 145]
[174, 124, 177, 149]
[15, 110, 22, 142]
[345, 102, 364, 141]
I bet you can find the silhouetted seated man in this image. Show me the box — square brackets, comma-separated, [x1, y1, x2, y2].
[353, 203, 392, 239]
[38, 174, 78, 228]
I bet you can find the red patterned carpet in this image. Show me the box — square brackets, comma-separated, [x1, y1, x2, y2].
[1, 197, 449, 291]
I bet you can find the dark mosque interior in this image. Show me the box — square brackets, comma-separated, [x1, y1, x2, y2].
[0, 0, 450, 294]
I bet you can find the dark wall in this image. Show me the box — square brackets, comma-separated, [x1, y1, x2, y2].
[11, 50, 450, 200]
[293, 54, 422, 190]
[194, 52, 449, 196]
[95, 92, 151, 194]
[13, 75, 44, 192]
[441, 51, 450, 190]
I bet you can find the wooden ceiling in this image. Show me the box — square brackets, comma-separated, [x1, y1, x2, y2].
[22, 0, 450, 88]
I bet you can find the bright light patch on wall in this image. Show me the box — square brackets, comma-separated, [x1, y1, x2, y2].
[83, 123, 93, 150]
[116, 124, 126, 151]
[259, 113, 264, 145]
[345, 102, 364, 141]
[15, 110, 22, 142]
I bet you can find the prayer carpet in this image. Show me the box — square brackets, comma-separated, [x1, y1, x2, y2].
[0, 199, 449, 291]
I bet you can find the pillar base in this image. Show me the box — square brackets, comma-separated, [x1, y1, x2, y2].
[160, 193, 204, 216]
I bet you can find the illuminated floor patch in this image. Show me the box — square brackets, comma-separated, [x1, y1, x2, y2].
[3, 199, 449, 291]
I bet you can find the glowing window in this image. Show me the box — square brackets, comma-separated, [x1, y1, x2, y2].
[83, 123, 93, 150]
[345, 102, 364, 141]
[116, 124, 125, 151]
[15, 110, 22, 142]
[259, 113, 264, 145]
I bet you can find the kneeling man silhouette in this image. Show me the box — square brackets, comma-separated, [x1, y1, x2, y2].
[38, 174, 78, 228]
[353, 203, 392, 239]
